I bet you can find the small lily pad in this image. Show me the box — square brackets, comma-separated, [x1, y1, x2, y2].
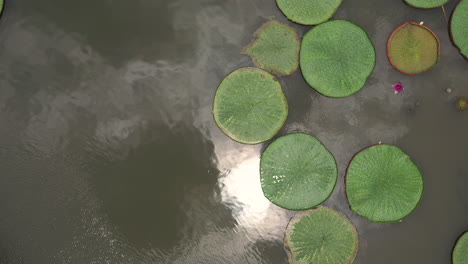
[260, 133, 337, 210]
[276, 0, 343, 25]
[346, 144, 424, 222]
[387, 22, 440, 75]
[300, 20, 376, 97]
[285, 207, 358, 264]
[213, 67, 288, 144]
[405, 0, 448, 8]
[451, 0, 468, 58]
[457, 97, 468, 110]
[243, 21, 300, 76]
[453, 232, 468, 264]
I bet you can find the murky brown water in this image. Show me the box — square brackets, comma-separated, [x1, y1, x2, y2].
[0, 0, 466, 263]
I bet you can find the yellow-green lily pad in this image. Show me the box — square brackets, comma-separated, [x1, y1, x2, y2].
[405, 0, 448, 8]
[387, 22, 440, 75]
[243, 21, 300, 76]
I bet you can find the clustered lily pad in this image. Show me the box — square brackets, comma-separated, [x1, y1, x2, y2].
[260, 133, 337, 210]
[451, 0, 468, 58]
[453, 232, 468, 264]
[405, 0, 449, 8]
[300, 20, 376, 97]
[387, 22, 440, 75]
[346, 144, 424, 222]
[213, 67, 288, 144]
[276, 0, 343, 25]
[285, 207, 358, 264]
[243, 21, 300, 76]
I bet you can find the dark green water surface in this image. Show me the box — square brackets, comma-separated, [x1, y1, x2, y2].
[0, 0, 466, 263]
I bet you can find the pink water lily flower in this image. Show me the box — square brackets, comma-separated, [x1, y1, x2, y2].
[392, 82, 404, 94]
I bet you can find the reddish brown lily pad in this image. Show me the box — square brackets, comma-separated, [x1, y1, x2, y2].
[387, 22, 440, 75]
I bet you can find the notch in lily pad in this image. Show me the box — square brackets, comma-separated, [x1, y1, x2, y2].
[213, 67, 288, 144]
[300, 20, 376, 97]
[451, 0, 468, 58]
[346, 144, 424, 223]
[260, 133, 337, 210]
[243, 21, 300, 76]
[285, 207, 358, 264]
[404, 0, 449, 8]
[387, 22, 440, 75]
[276, 0, 343, 25]
[453, 232, 468, 264]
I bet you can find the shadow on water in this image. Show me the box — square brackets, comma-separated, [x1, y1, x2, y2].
[89, 123, 235, 249]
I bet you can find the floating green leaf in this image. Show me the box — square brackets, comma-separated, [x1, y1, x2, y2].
[243, 21, 300, 76]
[451, 0, 468, 58]
[405, 0, 448, 8]
[346, 144, 424, 222]
[453, 232, 468, 264]
[457, 97, 468, 110]
[276, 0, 343, 25]
[387, 22, 440, 75]
[260, 133, 337, 210]
[213, 67, 288, 144]
[300, 20, 376, 98]
[285, 207, 358, 264]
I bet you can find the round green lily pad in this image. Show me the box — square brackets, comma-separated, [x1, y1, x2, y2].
[285, 207, 358, 264]
[300, 20, 376, 98]
[213, 67, 288, 144]
[243, 21, 300, 76]
[276, 0, 343, 25]
[387, 22, 440, 75]
[260, 133, 337, 210]
[451, 0, 468, 58]
[405, 0, 448, 8]
[453, 232, 468, 264]
[346, 144, 424, 222]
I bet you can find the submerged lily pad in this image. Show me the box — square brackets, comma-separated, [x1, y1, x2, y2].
[451, 0, 468, 58]
[387, 22, 440, 75]
[405, 0, 448, 8]
[276, 0, 343, 25]
[457, 97, 468, 110]
[300, 20, 376, 97]
[260, 133, 337, 210]
[243, 21, 300, 76]
[285, 207, 358, 264]
[453, 232, 468, 264]
[213, 67, 288, 144]
[346, 144, 424, 222]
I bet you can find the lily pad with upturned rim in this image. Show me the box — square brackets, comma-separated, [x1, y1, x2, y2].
[346, 144, 424, 223]
[243, 21, 300, 76]
[453, 232, 468, 264]
[213, 67, 288, 144]
[300, 20, 376, 98]
[285, 207, 358, 264]
[404, 0, 449, 8]
[260, 133, 337, 210]
[387, 22, 440, 75]
[276, 0, 343, 25]
[451, 0, 468, 58]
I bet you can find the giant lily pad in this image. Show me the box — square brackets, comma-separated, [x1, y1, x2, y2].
[387, 22, 440, 75]
[300, 20, 376, 98]
[276, 0, 343, 25]
[243, 21, 300, 76]
[405, 0, 448, 8]
[285, 207, 358, 264]
[453, 232, 468, 264]
[346, 144, 424, 222]
[451, 0, 468, 58]
[213, 67, 288, 144]
[260, 133, 337, 210]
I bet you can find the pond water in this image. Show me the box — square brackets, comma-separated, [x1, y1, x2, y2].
[0, 0, 466, 263]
